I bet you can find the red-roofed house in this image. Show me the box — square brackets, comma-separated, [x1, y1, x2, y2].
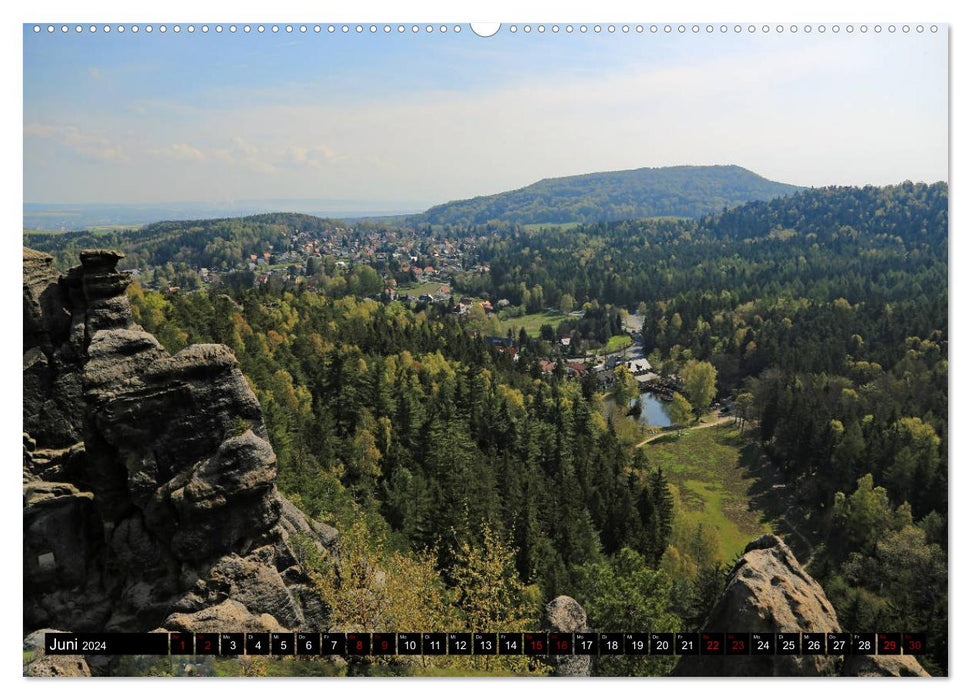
[567, 362, 588, 377]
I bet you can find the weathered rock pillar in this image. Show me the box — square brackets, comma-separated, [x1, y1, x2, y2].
[545, 595, 591, 677]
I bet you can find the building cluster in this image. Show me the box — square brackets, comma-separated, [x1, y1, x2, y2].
[134, 222, 483, 292]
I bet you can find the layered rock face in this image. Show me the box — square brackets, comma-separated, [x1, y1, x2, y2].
[672, 535, 928, 677]
[23, 249, 337, 653]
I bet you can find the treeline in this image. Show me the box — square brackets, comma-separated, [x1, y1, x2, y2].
[23, 212, 345, 272]
[463, 183, 945, 311]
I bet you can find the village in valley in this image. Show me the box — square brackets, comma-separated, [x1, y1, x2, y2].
[115, 218, 685, 402]
[127, 222, 479, 296]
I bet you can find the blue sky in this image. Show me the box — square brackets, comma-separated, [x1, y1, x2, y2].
[23, 24, 948, 205]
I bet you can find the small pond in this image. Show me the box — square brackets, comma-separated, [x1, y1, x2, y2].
[630, 391, 673, 427]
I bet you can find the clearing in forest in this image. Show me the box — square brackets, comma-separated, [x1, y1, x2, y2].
[640, 423, 773, 564]
[497, 310, 570, 337]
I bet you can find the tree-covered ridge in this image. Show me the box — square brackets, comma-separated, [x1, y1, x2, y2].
[23, 212, 345, 271]
[698, 180, 948, 244]
[410, 165, 802, 226]
[462, 182, 946, 308]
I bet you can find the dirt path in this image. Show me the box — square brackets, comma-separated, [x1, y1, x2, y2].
[634, 415, 734, 448]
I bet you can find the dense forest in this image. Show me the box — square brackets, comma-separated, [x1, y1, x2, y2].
[457, 182, 948, 672]
[34, 180, 947, 674]
[130, 285, 724, 676]
[409, 164, 802, 226]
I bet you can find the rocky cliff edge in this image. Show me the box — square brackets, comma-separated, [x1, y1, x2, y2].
[671, 534, 928, 677]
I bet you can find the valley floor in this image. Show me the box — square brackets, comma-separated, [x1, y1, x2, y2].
[638, 424, 774, 564]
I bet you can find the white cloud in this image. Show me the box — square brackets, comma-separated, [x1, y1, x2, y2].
[24, 122, 129, 162]
[210, 137, 277, 174]
[284, 145, 337, 168]
[152, 143, 206, 161]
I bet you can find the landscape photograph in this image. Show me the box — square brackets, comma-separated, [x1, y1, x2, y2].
[22, 20, 948, 680]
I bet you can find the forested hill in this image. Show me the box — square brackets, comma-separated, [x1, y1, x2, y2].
[23, 212, 344, 272]
[698, 180, 949, 244]
[409, 165, 803, 226]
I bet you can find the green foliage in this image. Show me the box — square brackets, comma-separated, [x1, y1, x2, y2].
[467, 184, 946, 385]
[611, 365, 639, 406]
[25, 212, 344, 272]
[832, 474, 893, 555]
[301, 515, 461, 676]
[680, 360, 717, 416]
[127, 284, 672, 606]
[683, 563, 731, 631]
[573, 548, 681, 676]
[128, 283, 188, 352]
[450, 526, 536, 631]
[449, 527, 549, 675]
[826, 483, 948, 674]
[667, 393, 693, 428]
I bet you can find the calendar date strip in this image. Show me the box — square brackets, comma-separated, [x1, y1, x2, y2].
[44, 631, 926, 656]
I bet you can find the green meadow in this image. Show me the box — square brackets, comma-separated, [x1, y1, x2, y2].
[497, 310, 570, 337]
[640, 424, 773, 563]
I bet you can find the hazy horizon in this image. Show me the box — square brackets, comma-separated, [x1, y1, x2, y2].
[24, 25, 948, 205]
[23, 163, 951, 209]
[21, 197, 432, 230]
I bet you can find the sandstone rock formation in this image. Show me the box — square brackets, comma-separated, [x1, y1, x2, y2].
[840, 654, 929, 677]
[544, 595, 591, 677]
[672, 534, 928, 677]
[23, 249, 337, 665]
[23, 629, 91, 677]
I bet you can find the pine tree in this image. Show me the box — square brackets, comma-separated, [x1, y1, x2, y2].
[649, 468, 674, 566]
